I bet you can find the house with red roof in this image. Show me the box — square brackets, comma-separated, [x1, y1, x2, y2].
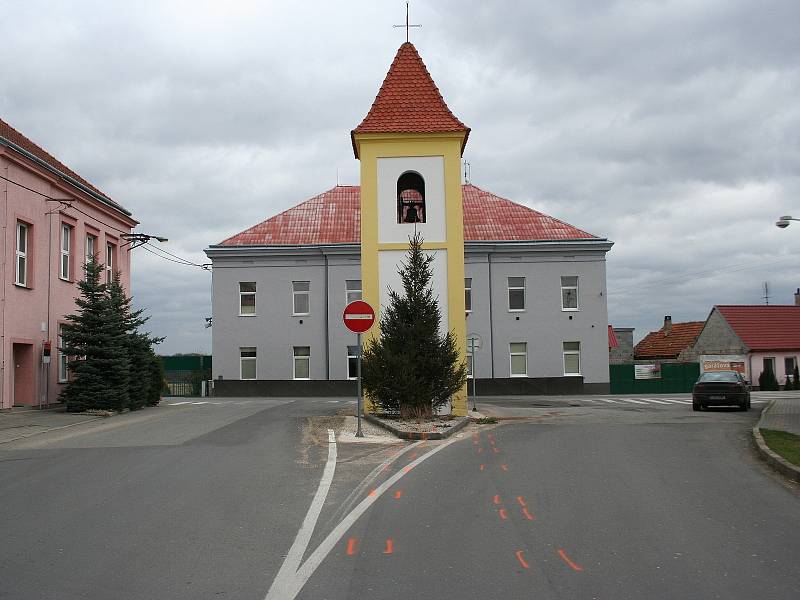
[205, 42, 613, 396]
[689, 302, 800, 386]
[0, 118, 137, 408]
[634, 316, 705, 362]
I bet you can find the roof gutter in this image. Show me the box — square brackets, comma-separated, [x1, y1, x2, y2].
[0, 135, 133, 217]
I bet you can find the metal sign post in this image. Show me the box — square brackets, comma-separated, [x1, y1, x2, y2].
[467, 333, 482, 412]
[343, 300, 376, 439]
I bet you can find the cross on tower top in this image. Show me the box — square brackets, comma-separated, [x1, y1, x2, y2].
[393, 1, 422, 42]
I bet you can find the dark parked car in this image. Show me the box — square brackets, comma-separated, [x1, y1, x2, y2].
[692, 371, 751, 411]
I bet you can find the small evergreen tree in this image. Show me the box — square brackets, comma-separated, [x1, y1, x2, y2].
[793, 364, 800, 390]
[758, 369, 780, 391]
[146, 349, 165, 406]
[60, 259, 116, 411]
[361, 232, 467, 420]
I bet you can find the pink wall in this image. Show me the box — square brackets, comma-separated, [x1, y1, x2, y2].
[749, 351, 800, 387]
[1, 147, 137, 409]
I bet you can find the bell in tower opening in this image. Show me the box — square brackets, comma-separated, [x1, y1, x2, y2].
[397, 171, 426, 224]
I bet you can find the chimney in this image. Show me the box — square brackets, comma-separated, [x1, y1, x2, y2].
[795, 288, 800, 306]
[664, 315, 672, 336]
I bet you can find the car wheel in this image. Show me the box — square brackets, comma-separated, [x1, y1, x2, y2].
[693, 402, 701, 411]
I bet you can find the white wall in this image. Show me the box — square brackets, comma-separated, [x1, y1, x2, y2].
[377, 156, 446, 244]
[379, 249, 449, 337]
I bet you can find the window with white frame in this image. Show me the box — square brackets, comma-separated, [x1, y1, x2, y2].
[346, 280, 362, 304]
[563, 341, 581, 375]
[510, 342, 527, 377]
[15, 221, 28, 286]
[86, 234, 96, 266]
[105, 242, 115, 284]
[293, 281, 310, 315]
[785, 356, 797, 381]
[58, 323, 69, 382]
[239, 282, 256, 315]
[60, 224, 72, 280]
[561, 276, 579, 310]
[465, 278, 472, 313]
[347, 345, 359, 379]
[508, 277, 525, 311]
[240, 347, 257, 380]
[293, 346, 310, 379]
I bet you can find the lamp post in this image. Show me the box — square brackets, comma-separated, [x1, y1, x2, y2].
[775, 215, 800, 229]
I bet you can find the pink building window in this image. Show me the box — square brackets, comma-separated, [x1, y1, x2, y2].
[60, 224, 73, 281]
[15, 221, 29, 287]
[106, 242, 116, 283]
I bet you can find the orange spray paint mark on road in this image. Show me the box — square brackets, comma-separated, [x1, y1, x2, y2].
[394, 490, 403, 499]
[493, 494, 501, 504]
[500, 464, 508, 471]
[557, 549, 584, 572]
[515, 550, 530, 569]
[522, 507, 535, 521]
[368, 489, 377, 497]
[409, 452, 418, 460]
[383, 539, 394, 555]
[402, 465, 413, 474]
[498, 508, 508, 520]
[492, 447, 500, 454]
[479, 464, 485, 471]
[346, 538, 358, 556]
[516, 496, 527, 507]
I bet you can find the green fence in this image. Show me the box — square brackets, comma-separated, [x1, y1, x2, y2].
[610, 362, 700, 394]
[160, 355, 212, 397]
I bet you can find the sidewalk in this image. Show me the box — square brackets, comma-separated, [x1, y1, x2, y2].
[0, 406, 101, 444]
[757, 396, 800, 436]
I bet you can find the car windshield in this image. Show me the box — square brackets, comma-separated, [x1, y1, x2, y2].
[697, 371, 740, 383]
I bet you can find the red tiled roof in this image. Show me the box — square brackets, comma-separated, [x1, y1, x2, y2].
[716, 305, 800, 351]
[351, 42, 469, 157]
[218, 184, 599, 246]
[608, 325, 619, 349]
[635, 321, 705, 360]
[0, 117, 126, 212]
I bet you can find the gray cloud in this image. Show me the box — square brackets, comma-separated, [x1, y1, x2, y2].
[2, 0, 799, 353]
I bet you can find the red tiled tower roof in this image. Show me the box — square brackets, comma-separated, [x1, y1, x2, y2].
[0, 117, 127, 213]
[634, 321, 705, 360]
[351, 42, 470, 157]
[217, 184, 599, 246]
[716, 305, 800, 351]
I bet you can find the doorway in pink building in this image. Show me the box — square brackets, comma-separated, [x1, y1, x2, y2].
[12, 343, 35, 406]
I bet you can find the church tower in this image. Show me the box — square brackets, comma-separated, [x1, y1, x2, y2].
[351, 42, 470, 416]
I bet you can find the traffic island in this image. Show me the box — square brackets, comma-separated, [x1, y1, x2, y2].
[364, 413, 469, 440]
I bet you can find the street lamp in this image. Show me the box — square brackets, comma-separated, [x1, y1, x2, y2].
[775, 215, 799, 229]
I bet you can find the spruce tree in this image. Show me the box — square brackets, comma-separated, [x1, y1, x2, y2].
[361, 232, 467, 420]
[793, 364, 800, 390]
[59, 259, 114, 411]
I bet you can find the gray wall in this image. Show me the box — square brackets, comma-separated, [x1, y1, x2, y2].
[684, 308, 747, 360]
[207, 241, 612, 386]
[465, 247, 610, 384]
[610, 327, 634, 364]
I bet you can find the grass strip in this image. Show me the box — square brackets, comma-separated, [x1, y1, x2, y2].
[760, 428, 800, 467]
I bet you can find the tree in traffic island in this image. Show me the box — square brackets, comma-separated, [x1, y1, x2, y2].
[361, 232, 467, 421]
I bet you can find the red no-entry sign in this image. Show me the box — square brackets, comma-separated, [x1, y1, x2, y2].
[343, 300, 375, 333]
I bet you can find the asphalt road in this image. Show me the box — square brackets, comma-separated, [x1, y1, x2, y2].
[2, 394, 799, 599]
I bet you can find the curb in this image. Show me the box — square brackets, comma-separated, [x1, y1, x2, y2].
[752, 399, 800, 483]
[363, 414, 469, 440]
[0, 416, 102, 445]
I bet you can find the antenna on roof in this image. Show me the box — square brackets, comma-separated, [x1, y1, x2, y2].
[393, 1, 422, 42]
[463, 160, 471, 184]
[763, 281, 771, 305]
[336, 167, 339, 187]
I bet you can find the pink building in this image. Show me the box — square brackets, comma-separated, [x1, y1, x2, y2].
[0, 118, 137, 409]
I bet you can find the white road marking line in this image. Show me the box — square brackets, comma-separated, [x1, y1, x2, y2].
[639, 398, 671, 405]
[600, 399, 619, 403]
[266, 434, 461, 600]
[662, 399, 691, 404]
[266, 429, 338, 599]
[327, 400, 341, 403]
[621, 398, 648, 404]
[167, 401, 193, 406]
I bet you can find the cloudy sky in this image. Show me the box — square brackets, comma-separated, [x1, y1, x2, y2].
[2, 0, 799, 354]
